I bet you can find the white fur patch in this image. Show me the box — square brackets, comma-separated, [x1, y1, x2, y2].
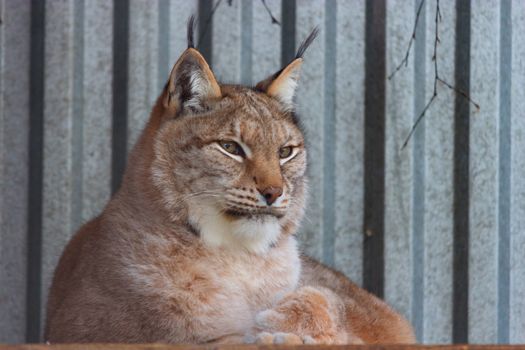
[188, 200, 282, 254]
[184, 71, 216, 110]
[255, 309, 284, 330]
[236, 139, 253, 159]
[212, 143, 244, 163]
[269, 67, 301, 112]
[274, 76, 298, 111]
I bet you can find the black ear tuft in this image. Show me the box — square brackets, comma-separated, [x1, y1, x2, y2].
[187, 15, 196, 49]
[295, 27, 319, 59]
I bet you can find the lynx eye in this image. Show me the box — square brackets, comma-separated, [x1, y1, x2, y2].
[219, 141, 245, 157]
[279, 146, 293, 159]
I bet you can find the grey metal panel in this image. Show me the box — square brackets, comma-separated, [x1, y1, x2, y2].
[0, 0, 30, 343]
[509, 0, 525, 343]
[333, 0, 365, 285]
[41, 0, 76, 332]
[81, 0, 113, 222]
[411, 0, 428, 341]
[251, 0, 281, 85]
[422, 0, 455, 343]
[497, 0, 511, 343]
[469, 0, 500, 343]
[295, 0, 326, 262]
[212, 0, 242, 83]
[127, 0, 160, 151]
[384, 0, 415, 326]
[0, 0, 524, 344]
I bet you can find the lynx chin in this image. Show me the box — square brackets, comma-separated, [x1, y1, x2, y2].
[45, 17, 415, 345]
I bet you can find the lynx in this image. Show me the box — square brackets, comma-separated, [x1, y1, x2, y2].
[45, 18, 415, 344]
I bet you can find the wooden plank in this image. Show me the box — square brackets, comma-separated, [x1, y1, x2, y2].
[41, 0, 76, 336]
[211, 0, 241, 83]
[295, 0, 326, 262]
[2, 344, 525, 350]
[384, 0, 415, 328]
[468, 0, 500, 343]
[421, 0, 455, 343]
[127, 0, 160, 151]
[0, 0, 31, 343]
[509, 0, 525, 343]
[333, 0, 365, 285]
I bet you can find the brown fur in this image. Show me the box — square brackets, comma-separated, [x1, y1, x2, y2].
[45, 46, 415, 344]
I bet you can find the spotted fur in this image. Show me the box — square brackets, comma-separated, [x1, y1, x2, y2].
[45, 28, 415, 344]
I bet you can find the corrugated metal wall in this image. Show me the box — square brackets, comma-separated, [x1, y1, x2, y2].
[1, 0, 524, 344]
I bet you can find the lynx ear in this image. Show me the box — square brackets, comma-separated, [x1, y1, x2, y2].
[163, 48, 221, 114]
[163, 17, 221, 114]
[255, 27, 319, 112]
[255, 59, 302, 112]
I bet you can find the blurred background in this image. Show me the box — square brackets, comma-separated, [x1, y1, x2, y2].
[1, 0, 524, 344]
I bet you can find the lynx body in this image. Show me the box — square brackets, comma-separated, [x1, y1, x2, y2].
[45, 21, 415, 344]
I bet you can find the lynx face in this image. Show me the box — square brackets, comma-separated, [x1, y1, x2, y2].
[150, 23, 317, 254]
[153, 82, 308, 253]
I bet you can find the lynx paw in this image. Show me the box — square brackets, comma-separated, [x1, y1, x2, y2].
[254, 286, 340, 344]
[252, 331, 304, 345]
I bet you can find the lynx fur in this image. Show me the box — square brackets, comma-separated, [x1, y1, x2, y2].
[45, 20, 415, 344]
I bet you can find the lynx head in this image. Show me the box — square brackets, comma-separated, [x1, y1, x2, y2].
[148, 18, 318, 254]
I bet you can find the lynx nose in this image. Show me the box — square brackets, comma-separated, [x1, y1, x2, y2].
[259, 187, 283, 206]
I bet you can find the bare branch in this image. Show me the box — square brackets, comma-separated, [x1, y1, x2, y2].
[402, 93, 437, 149]
[437, 77, 480, 110]
[388, 0, 426, 80]
[402, 0, 440, 150]
[197, 0, 224, 49]
[198, 0, 280, 49]
[261, 0, 281, 25]
[396, 0, 480, 150]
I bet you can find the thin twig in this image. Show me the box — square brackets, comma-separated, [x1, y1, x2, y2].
[401, 94, 437, 149]
[437, 77, 480, 110]
[197, 0, 224, 49]
[401, 0, 440, 149]
[261, 0, 281, 25]
[388, 0, 426, 80]
[198, 0, 280, 48]
[395, 0, 480, 150]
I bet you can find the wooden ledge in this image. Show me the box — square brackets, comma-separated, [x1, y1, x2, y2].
[0, 345, 522, 350]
